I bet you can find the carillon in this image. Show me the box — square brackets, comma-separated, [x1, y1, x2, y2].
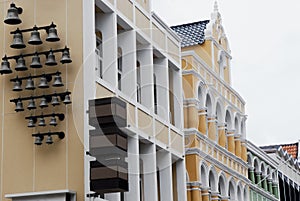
[2, 4, 72, 146]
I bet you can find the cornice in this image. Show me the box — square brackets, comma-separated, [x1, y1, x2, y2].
[184, 128, 248, 168]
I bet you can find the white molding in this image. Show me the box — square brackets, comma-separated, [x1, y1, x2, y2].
[5, 190, 76, 198]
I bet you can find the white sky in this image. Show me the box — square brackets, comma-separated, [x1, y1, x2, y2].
[152, 0, 300, 146]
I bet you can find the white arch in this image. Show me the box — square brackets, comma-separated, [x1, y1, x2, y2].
[247, 152, 253, 167]
[225, 109, 233, 129]
[200, 161, 209, 187]
[205, 92, 213, 116]
[218, 172, 227, 196]
[253, 157, 260, 172]
[208, 166, 218, 191]
[228, 177, 237, 200]
[237, 181, 243, 201]
[197, 81, 205, 107]
[260, 162, 266, 176]
[243, 185, 249, 201]
[216, 101, 224, 123]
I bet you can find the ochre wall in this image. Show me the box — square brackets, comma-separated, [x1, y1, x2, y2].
[0, 0, 84, 200]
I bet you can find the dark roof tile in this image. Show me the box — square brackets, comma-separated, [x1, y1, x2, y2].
[171, 20, 209, 48]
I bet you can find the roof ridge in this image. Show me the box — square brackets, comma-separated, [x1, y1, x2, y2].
[171, 20, 209, 29]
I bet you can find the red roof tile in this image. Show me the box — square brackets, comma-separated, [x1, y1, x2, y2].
[282, 143, 298, 159]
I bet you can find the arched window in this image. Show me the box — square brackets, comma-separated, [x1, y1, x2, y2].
[118, 47, 123, 90]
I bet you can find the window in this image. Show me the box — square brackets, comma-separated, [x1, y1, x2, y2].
[118, 47, 123, 90]
[95, 31, 103, 78]
[137, 61, 141, 103]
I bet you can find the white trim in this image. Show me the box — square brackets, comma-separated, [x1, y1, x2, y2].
[5, 190, 76, 198]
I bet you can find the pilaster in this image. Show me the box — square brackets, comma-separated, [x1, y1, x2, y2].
[217, 123, 226, 148]
[198, 108, 207, 135]
[207, 116, 217, 142]
[226, 129, 235, 154]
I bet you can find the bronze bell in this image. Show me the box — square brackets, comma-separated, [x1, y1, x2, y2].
[28, 27, 42, 45]
[30, 53, 42, 68]
[53, 73, 64, 87]
[11, 29, 26, 49]
[13, 78, 22, 91]
[63, 93, 72, 104]
[45, 135, 53, 144]
[46, 23, 60, 42]
[51, 95, 60, 106]
[15, 99, 24, 112]
[28, 118, 36, 128]
[4, 3, 23, 25]
[39, 97, 48, 108]
[0, 56, 12, 75]
[27, 98, 36, 110]
[49, 116, 57, 126]
[38, 76, 49, 88]
[25, 77, 35, 90]
[60, 48, 72, 64]
[34, 136, 43, 145]
[45, 50, 57, 66]
[38, 117, 46, 127]
[15, 55, 27, 71]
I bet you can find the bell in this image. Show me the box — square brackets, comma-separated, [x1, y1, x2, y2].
[15, 55, 27, 71]
[45, 50, 57, 66]
[28, 27, 42, 45]
[51, 95, 60, 106]
[34, 136, 43, 145]
[15, 99, 24, 112]
[52, 73, 64, 87]
[0, 57, 12, 75]
[30, 53, 42, 68]
[39, 97, 48, 108]
[60, 48, 72, 64]
[13, 79, 22, 91]
[27, 98, 36, 110]
[46, 23, 60, 42]
[4, 3, 22, 25]
[28, 118, 36, 128]
[63, 93, 72, 104]
[45, 135, 53, 145]
[38, 117, 46, 127]
[49, 116, 57, 126]
[10, 30, 26, 49]
[25, 77, 35, 90]
[38, 76, 49, 88]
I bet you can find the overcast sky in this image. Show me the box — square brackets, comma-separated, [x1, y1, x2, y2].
[152, 0, 300, 146]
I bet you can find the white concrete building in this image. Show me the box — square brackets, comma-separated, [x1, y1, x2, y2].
[83, 0, 187, 201]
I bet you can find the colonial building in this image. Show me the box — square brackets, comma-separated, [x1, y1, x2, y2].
[172, 3, 249, 201]
[247, 141, 279, 201]
[261, 142, 300, 200]
[0, 0, 186, 201]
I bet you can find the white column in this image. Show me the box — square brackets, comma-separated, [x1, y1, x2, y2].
[156, 151, 173, 201]
[125, 135, 140, 200]
[140, 143, 158, 201]
[117, 30, 136, 98]
[176, 159, 187, 201]
[95, 12, 118, 88]
[137, 44, 154, 108]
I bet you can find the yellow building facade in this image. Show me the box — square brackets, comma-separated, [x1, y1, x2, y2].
[172, 3, 249, 201]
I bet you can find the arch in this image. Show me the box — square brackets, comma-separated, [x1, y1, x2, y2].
[197, 81, 205, 106]
[237, 184, 243, 201]
[234, 115, 240, 134]
[243, 186, 248, 201]
[216, 101, 223, 123]
[241, 119, 246, 138]
[228, 178, 236, 200]
[218, 172, 227, 196]
[247, 152, 253, 167]
[205, 93, 213, 116]
[208, 166, 218, 191]
[225, 109, 233, 129]
[253, 157, 260, 172]
[260, 162, 266, 176]
[200, 162, 208, 187]
[266, 167, 272, 179]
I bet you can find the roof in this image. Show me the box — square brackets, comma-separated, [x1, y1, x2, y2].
[260, 142, 299, 159]
[171, 20, 209, 48]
